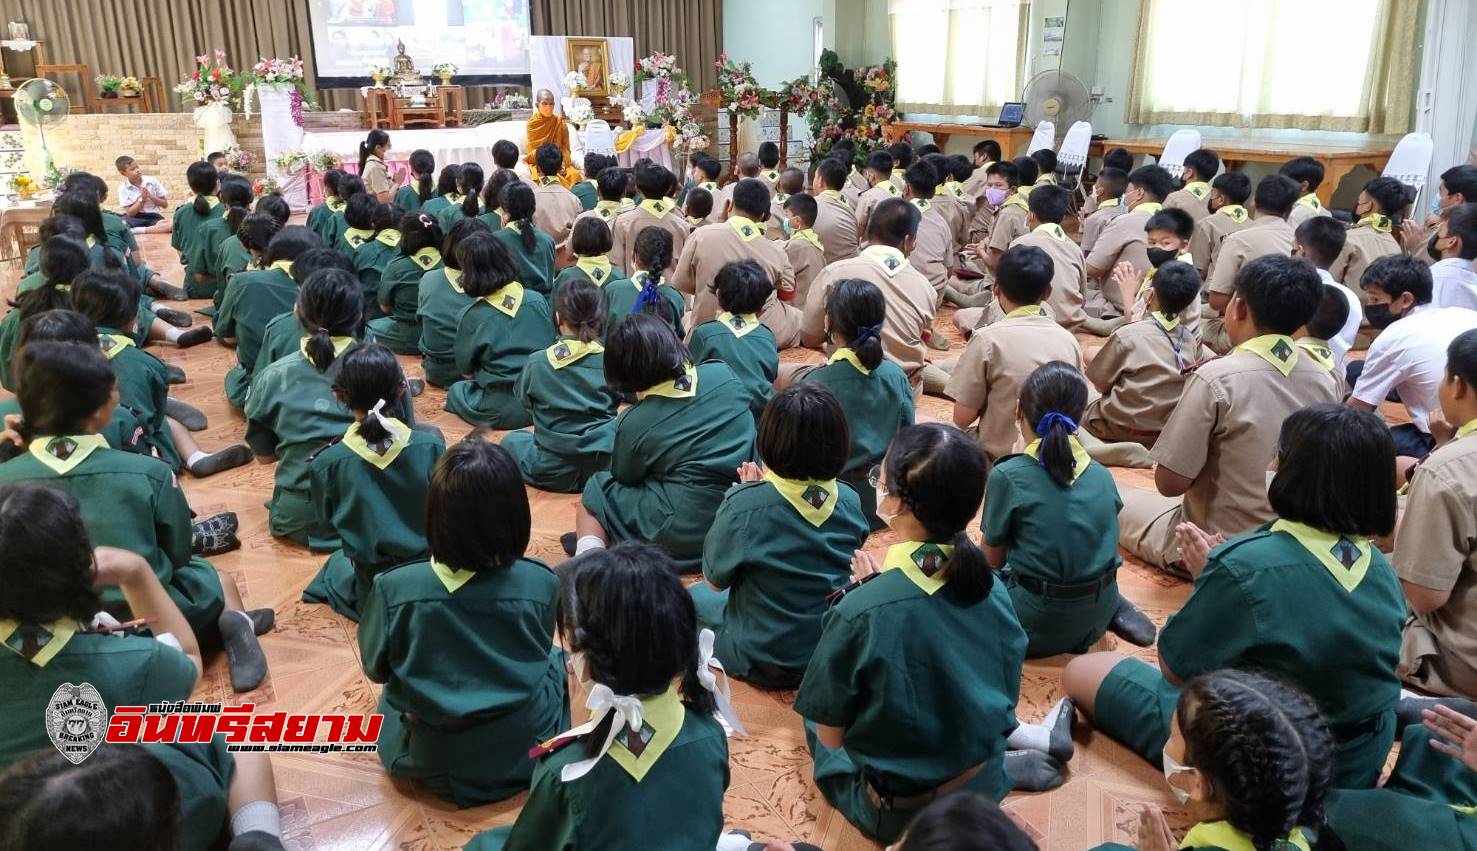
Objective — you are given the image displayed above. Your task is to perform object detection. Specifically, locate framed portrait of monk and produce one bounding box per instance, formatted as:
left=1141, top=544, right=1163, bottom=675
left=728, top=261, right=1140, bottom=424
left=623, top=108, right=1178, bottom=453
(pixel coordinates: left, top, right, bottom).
left=565, top=37, right=610, bottom=96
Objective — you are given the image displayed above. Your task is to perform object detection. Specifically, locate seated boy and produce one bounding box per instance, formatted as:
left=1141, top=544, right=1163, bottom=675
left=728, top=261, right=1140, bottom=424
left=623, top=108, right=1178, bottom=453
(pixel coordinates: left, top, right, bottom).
left=1203, top=175, right=1299, bottom=353
left=780, top=192, right=825, bottom=306
left=982, top=156, right=1038, bottom=271
left=1430, top=202, right=1477, bottom=309
left=690, top=154, right=724, bottom=224
left=943, top=160, right=1027, bottom=312
left=530, top=143, right=583, bottom=242
left=115, top=156, right=171, bottom=233
left=887, top=141, right=913, bottom=193
left=1162, top=148, right=1220, bottom=224
left=1083, top=260, right=1201, bottom=448
left=1120, top=255, right=1340, bottom=575
left=901, top=161, right=954, bottom=302
left=1294, top=217, right=1362, bottom=365
left=756, top=141, right=782, bottom=188
left=1189, top=171, right=1252, bottom=279
left=1281, top=156, right=1332, bottom=229
left=1113, top=208, right=1198, bottom=334
left=854, top=150, right=900, bottom=241
left=767, top=167, right=806, bottom=239
left=1295, top=284, right=1353, bottom=397
left=810, top=157, right=860, bottom=263
left=943, top=244, right=1083, bottom=462
left=1080, top=167, right=1128, bottom=257
left=1331, top=176, right=1408, bottom=290
left=1085, top=165, right=1175, bottom=318
left=684, top=187, right=714, bottom=229
left=1030, top=149, right=1058, bottom=186
left=962, top=138, right=1002, bottom=200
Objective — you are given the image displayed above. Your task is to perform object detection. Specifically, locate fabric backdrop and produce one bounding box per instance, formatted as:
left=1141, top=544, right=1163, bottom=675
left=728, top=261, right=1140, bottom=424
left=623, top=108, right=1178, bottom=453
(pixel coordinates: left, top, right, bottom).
left=4, top=0, right=721, bottom=113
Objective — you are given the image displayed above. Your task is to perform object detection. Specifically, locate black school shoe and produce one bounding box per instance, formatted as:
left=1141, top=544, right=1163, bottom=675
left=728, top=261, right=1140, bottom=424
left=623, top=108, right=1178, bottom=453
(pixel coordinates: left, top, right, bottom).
left=153, top=306, right=194, bottom=328
left=1108, top=597, right=1158, bottom=647
left=175, top=326, right=215, bottom=348
left=147, top=279, right=191, bottom=301
left=165, top=363, right=187, bottom=385
left=560, top=532, right=578, bottom=557
left=192, top=526, right=241, bottom=556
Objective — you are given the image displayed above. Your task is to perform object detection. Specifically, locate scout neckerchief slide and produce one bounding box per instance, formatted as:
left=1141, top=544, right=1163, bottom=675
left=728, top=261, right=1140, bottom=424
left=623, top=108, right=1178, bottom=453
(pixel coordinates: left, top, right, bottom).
left=1235, top=334, right=1299, bottom=376
left=575, top=254, right=613, bottom=284
left=342, top=400, right=411, bottom=470
left=717, top=311, right=762, bottom=338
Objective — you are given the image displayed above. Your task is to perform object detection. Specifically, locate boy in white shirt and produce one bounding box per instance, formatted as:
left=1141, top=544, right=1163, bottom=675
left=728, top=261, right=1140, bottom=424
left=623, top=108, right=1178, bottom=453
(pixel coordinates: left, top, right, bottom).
left=1430, top=203, right=1477, bottom=311
left=115, top=155, right=171, bottom=233
left=1293, top=217, right=1362, bottom=365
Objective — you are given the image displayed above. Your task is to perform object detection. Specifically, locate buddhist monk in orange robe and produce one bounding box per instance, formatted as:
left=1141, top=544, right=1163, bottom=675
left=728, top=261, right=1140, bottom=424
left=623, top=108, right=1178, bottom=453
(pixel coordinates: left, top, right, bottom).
left=524, top=89, right=583, bottom=188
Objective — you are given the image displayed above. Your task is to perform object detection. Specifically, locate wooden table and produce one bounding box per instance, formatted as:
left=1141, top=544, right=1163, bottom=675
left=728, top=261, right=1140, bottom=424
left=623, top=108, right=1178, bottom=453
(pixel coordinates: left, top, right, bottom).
left=0, top=200, right=53, bottom=263
left=1100, top=137, right=1397, bottom=205
left=885, top=121, right=1038, bottom=155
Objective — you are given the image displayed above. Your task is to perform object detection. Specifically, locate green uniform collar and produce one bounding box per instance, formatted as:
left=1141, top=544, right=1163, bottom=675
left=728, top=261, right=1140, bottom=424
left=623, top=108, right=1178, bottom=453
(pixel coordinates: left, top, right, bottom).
left=763, top=470, right=839, bottom=527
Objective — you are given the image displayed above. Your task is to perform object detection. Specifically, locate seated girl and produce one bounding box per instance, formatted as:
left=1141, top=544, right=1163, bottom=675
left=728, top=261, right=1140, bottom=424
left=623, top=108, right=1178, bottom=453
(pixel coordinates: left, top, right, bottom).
left=436, top=162, right=484, bottom=233
left=170, top=161, right=223, bottom=266
left=323, top=173, right=365, bottom=251
left=359, top=439, right=568, bottom=807
left=211, top=193, right=291, bottom=316
left=502, top=278, right=619, bottom=492
left=417, top=162, right=463, bottom=220
left=445, top=232, right=555, bottom=428
left=0, top=234, right=92, bottom=390
left=478, top=168, right=518, bottom=232
left=0, top=342, right=269, bottom=691
left=368, top=212, right=443, bottom=355
left=306, top=168, right=346, bottom=245
left=799, top=278, right=914, bottom=530
left=891, top=792, right=1040, bottom=851
left=217, top=225, right=324, bottom=409
left=692, top=382, right=869, bottom=689
left=304, top=344, right=444, bottom=621
left=185, top=174, right=252, bottom=301
left=553, top=218, right=626, bottom=302
left=336, top=192, right=379, bottom=258
left=393, top=149, right=436, bottom=212
left=352, top=201, right=404, bottom=319
left=605, top=227, right=685, bottom=343
left=256, top=249, right=354, bottom=370
left=465, top=541, right=732, bottom=850
left=687, top=259, right=779, bottom=419
left=493, top=182, right=557, bottom=296
left=418, top=217, right=491, bottom=388
left=570, top=313, right=756, bottom=573
left=1063, top=404, right=1407, bottom=789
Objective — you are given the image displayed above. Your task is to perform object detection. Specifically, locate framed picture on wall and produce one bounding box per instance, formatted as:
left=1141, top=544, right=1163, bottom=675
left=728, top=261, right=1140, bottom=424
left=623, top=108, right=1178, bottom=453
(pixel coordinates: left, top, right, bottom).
left=566, top=37, right=609, bottom=97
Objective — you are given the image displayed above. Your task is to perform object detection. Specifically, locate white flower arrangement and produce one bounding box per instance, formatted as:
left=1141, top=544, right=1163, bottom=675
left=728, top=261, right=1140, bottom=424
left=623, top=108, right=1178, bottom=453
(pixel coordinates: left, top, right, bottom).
left=566, top=100, right=594, bottom=126
left=563, top=70, right=586, bottom=93
left=608, top=71, right=630, bottom=90
left=432, top=63, right=458, bottom=78
left=274, top=149, right=310, bottom=173
left=499, top=93, right=530, bottom=110
left=622, top=101, right=647, bottom=125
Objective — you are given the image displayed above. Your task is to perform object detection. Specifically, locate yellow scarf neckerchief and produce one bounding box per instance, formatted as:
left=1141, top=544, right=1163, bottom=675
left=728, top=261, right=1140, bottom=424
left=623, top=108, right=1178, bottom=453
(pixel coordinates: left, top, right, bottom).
left=1003, top=190, right=1030, bottom=211
left=444, top=266, right=465, bottom=294
left=547, top=337, right=605, bottom=369
left=27, top=434, right=109, bottom=476
left=595, top=200, right=623, bottom=221
left=891, top=168, right=906, bottom=182
left=716, top=311, right=762, bottom=337
left=300, top=335, right=354, bottom=363
left=829, top=346, right=872, bottom=375
left=1151, top=308, right=1182, bottom=333
left=878, top=180, right=901, bottom=197
left=1235, top=334, right=1299, bottom=377
left=1034, top=222, right=1067, bottom=241
left=910, top=198, right=931, bottom=214
left=411, top=247, right=442, bottom=270
left=575, top=255, right=614, bottom=284
left=697, top=181, right=719, bottom=192
left=791, top=228, right=822, bottom=250
left=0, top=619, right=80, bottom=667
left=728, top=215, right=763, bottom=242
left=630, top=270, right=655, bottom=291
left=1183, top=181, right=1210, bottom=200
left=1095, top=197, right=1121, bottom=210
left=1217, top=204, right=1250, bottom=224
left=1180, top=821, right=1310, bottom=851
left=1456, top=418, right=1477, bottom=441
left=484, top=281, right=526, bottom=317
left=1296, top=193, right=1322, bottom=210
left=763, top=469, right=840, bottom=527
left=821, top=189, right=844, bottom=202
left=375, top=229, right=402, bottom=248
left=774, top=192, right=792, bottom=206
left=760, top=169, right=780, bottom=183
left=1296, top=337, right=1336, bottom=372
left=268, top=259, right=294, bottom=276
left=1357, top=213, right=1393, bottom=234
left=98, top=332, right=136, bottom=360
left=863, top=244, right=908, bottom=276
left=1005, top=304, right=1049, bottom=320
left=344, top=226, right=374, bottom=248
left=1270, top=519, right=1373, bottom=593
left=687, top=215, right=707, bottom=227
left=943, top=180, right=966, bottom=199
left=882, top=541, right=956, bottom=596
left=642, top=363, right=698, bottom=399
left=446, top=192, right=466, bottom=206
left=539, top=176, right=561, bottom=187
left=1024, top=435, right=1091, bottom=484
left=639, top=197, right=673, bottom=219
left=607, top=684, right=686, bottom=782
left=342, top=416, right=412, bottom=470
left=430, top=557, right=477, bottom=593
left=1035, top=174, right=1057, bottom=186
left=1131, top=201, right=1163, bottom=215
left=326, top=197, right=346, bottom=213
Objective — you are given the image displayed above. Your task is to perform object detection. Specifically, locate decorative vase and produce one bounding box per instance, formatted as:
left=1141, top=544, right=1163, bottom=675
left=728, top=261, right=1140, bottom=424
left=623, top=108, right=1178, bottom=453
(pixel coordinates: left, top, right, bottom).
left=193, top=101, right=237, bottom=157
left=438, top=73, right=453, bottom=85
left=371, top=72, right=386, bottom=88
left=101, top=90, right=118, bottom=99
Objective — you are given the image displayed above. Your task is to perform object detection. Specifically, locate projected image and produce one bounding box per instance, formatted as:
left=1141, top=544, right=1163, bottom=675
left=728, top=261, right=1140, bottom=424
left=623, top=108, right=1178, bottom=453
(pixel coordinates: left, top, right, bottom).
left=324, top=0, right=416, bottom=25
left=308, top=0, right=532, bottom=82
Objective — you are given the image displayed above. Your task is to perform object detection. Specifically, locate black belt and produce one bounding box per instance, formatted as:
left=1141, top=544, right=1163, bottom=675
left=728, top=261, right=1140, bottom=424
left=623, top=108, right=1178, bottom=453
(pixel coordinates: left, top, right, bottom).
left=1329, top=712, right=1386, bottom=743
left=863, top=763, right=984, bottom=811
left=1003, top=567, right=1116, bottom=600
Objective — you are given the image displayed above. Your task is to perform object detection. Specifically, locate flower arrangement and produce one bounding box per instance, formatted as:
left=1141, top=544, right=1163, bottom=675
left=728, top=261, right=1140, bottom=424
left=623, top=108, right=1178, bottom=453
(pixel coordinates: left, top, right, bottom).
left=368, top=63, right=391, bottom=84
left=174, top=50, right=240, bottom=108
left=311, top=150, right=340, bottom=171
left=10, top=174, right=35, bottom=199
left=563, top=70, right=586, bottom=94
left=252, top=176, right=280, bottom=196
left=633, top=51, right=697, bottom=129
left=713, top=52, right=765, bottom=121
left=223, top=145, right=254, bottom=173
left=247, top=56, right=314, bottom=126
left=432, top=62, right=458, bottom=81
left=566, top=100, right=594, bottom=126
left=497, top=92, right=530, bottom=110
left=779, top=77, right=818, bottom=113
left=802, top=51, right=898, bottom=163
left=274, top=149, right=310, bottom=173
left=118, top=76, right=142, bottom=97
left=622, top=101, right=647, bottom=126
left=634, top=52, right=679, bottom=83
left=94, top=74, right=123, bottom=96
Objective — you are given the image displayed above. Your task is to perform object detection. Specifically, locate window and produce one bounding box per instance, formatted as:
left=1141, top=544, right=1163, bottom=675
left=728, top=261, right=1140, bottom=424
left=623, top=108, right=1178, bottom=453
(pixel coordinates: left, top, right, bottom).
left=1128, top=0, right=1418, bottom=133
left=889, top=0, right=1029, bottom=116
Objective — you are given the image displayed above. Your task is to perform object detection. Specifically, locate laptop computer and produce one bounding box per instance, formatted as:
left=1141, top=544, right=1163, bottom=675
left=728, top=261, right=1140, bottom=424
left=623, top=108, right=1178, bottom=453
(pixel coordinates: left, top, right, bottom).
left=991, top=102, right=1026, bottom=128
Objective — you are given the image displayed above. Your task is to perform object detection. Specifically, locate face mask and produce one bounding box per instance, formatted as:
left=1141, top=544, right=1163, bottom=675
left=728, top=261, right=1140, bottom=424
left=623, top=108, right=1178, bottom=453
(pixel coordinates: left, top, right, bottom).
left=538, top=104, right=554, bottom=117
left=1435, top=196, right=1446, bottom=215
left=782, top=219, right=795, bottom=236
left=1365, top=302, right=1399, bottom=329
left=985, top=186, right=1008, bottom=207
left=875, top=485, right=900, bottom=526
left=1161, top=747, right=1194, bottom=806
left=1146, top=247, right=1178, bottom=268
left=1430, top=234, right=1449, bottom=258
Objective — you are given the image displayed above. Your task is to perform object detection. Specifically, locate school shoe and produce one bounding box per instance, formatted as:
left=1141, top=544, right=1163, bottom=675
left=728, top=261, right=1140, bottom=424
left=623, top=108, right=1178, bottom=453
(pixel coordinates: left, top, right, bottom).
left=191, top=525, right=240, bottom=556
left=147, top=278, right=191, bottom=301
left=165, top=397, right=208, bottom=431
left=153, top=306, right=193, bottom=328
left=560, top=532, right=578, bottom=557
left=1396, top=695, right=1477, bottom=730
left=1004, top=748, right=1066, bottom=792
left=165, top=363, right=187, bottom=385
left=1109, top=597, right=1158, bottom=647
left=407, top=377, right=425, bottom=397
left=175, top=326, right=215, bottom=348
left=194, top=511, right=240, bottom=534
left=187, top=444, right=254, bottom=478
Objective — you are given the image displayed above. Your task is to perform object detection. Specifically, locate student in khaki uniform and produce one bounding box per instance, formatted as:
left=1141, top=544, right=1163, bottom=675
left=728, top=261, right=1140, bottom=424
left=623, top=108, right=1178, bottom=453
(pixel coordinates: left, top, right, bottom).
left=1029, top=149, right=1058, bottom=187
left=811, top=157, right=862, bottom=265
left=854, top=150, right=901, bottom=241
left=530, top=143, right=584, bottom=242
left=1400, top=164, right=1477, bottom=267
left=691, top=383, right=869, bottom=688
left=902, top=161, right=955, bottom=300
left=358, top=129, right=394, bottom=202
left=1078, top=167, right=1128, bottom=258
left=688, top=260, right=779, bottom=418
left=1110, top=208, right=1203, bottom=348
left=832, top=140, right=870, bottom=201
left=960, top=185, right=1093, bottom=335
left=942, top=160, right=1025, bottom=314
left=944, top=246, right=1084, bottom=462
left=611, top=162, right=687, bottom=276
left=888, top=142, right=913, bottom=194
left=1204, top=175, right=1300, bottom=353
left=961, top=139, right=1002, bottom=200
left=1293, top=284, right=1353, bottom=397
left=756, top=140, right=782, bottom=188
left=1281, top=156, right=1333, bottom=230
left=1118, top=255, right=1342, bottom=575
left=217, top=226, right=324, bottom=409
left=688, top=153, right=723, bottom=222
left=922, top=154, right=969, bottom=252
left=780, top=193, right=826, bottom=307
left=1188, top=171, right=1252, bottom=280
left=1295, top=217, right=1363, bottom=365
left=503, top=279, right=619, bottom=493
left=800, top=200, right=936, bottom=392
left=980, top=158, right=1038, bottom=273
left=1085, top=165, right=1175, bottom=318
left=418, top=218, right=491, bottom=387
left=1330, top=176, right=1408, bottom=290
left=606, top=228, right=686, bottom=342
left=1067, top=403, right=1405, bottom=789
left=466, top=542, right=731, bottom=851
left=682, top=187, right=712, bottom=229
left=368, top=212, right=443, bottom=355
left=715, top=152, right=763, bottom=216
left=673, top=178, right=801, bottom=348
left=765, top=168, right=805, bottom=241
left=303, top=345, right=443, bottom=622
left=360, top=439, right=568, bottom=807
left=567, top=166, right=633, bottom=243
left=418, top=163, right=465, bottom=221
left=569, top=314, right=757, bottom=572
left=1162, top=148, right=1219, bottom=225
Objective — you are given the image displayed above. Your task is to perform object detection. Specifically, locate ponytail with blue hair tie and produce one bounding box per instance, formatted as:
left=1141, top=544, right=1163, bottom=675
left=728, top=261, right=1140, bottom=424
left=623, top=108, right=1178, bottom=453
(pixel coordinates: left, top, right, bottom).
left=854, top=321, right=883, bottom=343
left=1034, top=411, right=1078, bottom=436
left=632, top=278, right=661, bottom=314
left=1034, top=411, right=1079, bottom=487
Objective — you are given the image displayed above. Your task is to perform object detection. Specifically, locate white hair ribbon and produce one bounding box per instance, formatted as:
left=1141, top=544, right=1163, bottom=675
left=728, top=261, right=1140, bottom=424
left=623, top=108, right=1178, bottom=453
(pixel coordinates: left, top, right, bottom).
left=697, top=628, right=747, bottom=736
left=558, top=683, right=646, bottom=782
left=367, top=398, right=393, bottom=431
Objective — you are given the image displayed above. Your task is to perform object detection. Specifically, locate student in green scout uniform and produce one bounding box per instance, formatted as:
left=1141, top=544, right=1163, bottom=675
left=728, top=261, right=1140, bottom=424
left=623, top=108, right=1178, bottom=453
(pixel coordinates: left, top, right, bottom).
left=335, top=191, right=378, bottom=259
left=351, top=201, right=404, bottom=320
left=304, top=344, right=444, bottom=621
left=170, top=161, right=223, bottom=265
left=323, top=173, right=365, bottom=253
left=306, top=168, right=347, bottom=245
left=793, top=423, right=1037, bottom=844
left=418, top=217, right=490, bottom=387
left=62, top=171, right=189, bottom=302
left=688, top=259, right=778, bottom=419
left=368, top=211, right=443, bottom=354
left=0, top=342, right=271, bottom=691
left=418, top=163, right=464, bottom=221
left=0, top=485, right=287, bottom=850
left=477, top=167, right=516, bottom=232
left=0, top=236, right=90, bottom=391
left=1064, top=404, right=1407, bottom=790
left=800, top=278, right=914, bottom=531
left=692, top=382, right=869, bottom=689
left=445, top=232, right=555, bottom=428
left=605, top=227, right=685, bottom=342
left=984, top=361, right=1158, bottom=656
left=1088, top=669, right=1341, bottom=851
left=211, top=194, right=291, bottom=318
left=217, top=225, right=324, bottom=409
left=466, top=541, right=733, bottom=850
left=360, top=439, right=568, bottom=807
left=252, top=248, right=354, bottom=372
left=393, top=149, right=436, bottom=213
left=245, top=268, right=366, bottom=548
left=185, top=174, right=252, bottom=300
left=569, top=313, right=757, bottom=572
left=571, top=152, right=607, bottom=211
left=493, top=181, right=557, bottom=296
left=553, top=217, right=627, bottom=302
left=436, top=162, right=485, bottom=233
left=503, top=278, right=618, bottom=492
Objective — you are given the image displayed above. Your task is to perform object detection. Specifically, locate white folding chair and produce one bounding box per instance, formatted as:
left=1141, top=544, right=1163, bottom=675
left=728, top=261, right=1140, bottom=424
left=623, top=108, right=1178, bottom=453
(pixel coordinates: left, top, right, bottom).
left=1056, top=120, right=1092, bottom=207
left=1383, top=132, right=1434, bottom=214
left=1027, top=120, right=1056, bottom=154
left=1157, top=129, right=1202, bottom=179
left=585, top=119, right=617, bottom=156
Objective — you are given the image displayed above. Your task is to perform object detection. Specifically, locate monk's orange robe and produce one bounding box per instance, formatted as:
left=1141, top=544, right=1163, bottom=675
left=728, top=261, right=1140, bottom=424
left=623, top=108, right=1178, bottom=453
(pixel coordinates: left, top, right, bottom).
left=524, top=111, right=584, bottom=188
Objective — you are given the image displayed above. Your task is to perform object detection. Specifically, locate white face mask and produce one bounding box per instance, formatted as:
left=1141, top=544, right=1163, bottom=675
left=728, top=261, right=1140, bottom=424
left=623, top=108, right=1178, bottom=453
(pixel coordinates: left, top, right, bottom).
left=1161, top=747, right=1194, bottom=805
left=875, top=485, right=900, bottom=526
left=569, top=650, right=592, bottom=695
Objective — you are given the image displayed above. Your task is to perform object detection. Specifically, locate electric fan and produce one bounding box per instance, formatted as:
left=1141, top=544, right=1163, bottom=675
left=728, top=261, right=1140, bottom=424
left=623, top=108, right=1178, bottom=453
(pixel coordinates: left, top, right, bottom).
left=1022, top=70, right=1092, bottom=139
left=13, top=78, right=71, bottom=182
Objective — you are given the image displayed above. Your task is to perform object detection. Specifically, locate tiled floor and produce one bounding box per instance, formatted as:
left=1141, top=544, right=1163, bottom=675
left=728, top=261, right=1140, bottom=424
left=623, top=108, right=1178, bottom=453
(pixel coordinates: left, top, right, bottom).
left=2, top=229, right=1200, bottom=850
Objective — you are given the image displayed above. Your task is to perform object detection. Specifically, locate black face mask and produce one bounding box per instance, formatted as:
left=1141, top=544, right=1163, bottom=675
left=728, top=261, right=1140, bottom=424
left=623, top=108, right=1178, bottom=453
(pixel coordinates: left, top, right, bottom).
left=1430, top=234, right=1446, bottom=258
left=1365, top=302, right=1400, bottom=329
left=1146, top=247, right=1178, bottom=268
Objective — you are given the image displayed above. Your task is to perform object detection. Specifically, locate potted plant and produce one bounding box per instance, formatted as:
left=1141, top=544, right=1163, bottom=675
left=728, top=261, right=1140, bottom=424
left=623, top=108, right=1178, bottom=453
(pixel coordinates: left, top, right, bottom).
left=369, top=63, right=390, bottom=87
left=311, top=150, right=340, bottom=171
left=94, top=74, right=123, bottom=98
left=118, top=76, right=143, bottom=98
left=432, top=63, right=458, bottom=85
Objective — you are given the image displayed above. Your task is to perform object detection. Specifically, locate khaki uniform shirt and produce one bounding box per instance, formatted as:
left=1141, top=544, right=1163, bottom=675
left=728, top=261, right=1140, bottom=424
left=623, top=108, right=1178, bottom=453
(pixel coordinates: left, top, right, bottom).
left=934, top=190, right=971, bottom=251
left=1085, top=316, right=1193, bottom=439
left=986, top=201, right=1030, bottom=255
left=967, top=197, right=998, bottom=246
left=673, top=217, right=800, bottom=347
left=532, top=179, right=584, bottom=242
left=1010, top=224, right=1088, bottom=329
left=362, top=157, right=393, bottom=195
left=1206, top=215, right=1295, bottom=296
left=856, top=182, right=902, bottom=241
left=1190, top=206, right=1252, bottom=280
left=1164, top=183, right=1211, bottom=225
left=611, top=201, right=690, bottom=277
left=1085, top=205, right=1155, bottom=280
left=1287, top=196, right=1332, bottom=230
left=910, top=202, right=954, bottom=296
left=802, top=247, right=936, bottom=387
left=784, top=234, right=827, bottom=308
left=1331, top=222, right=1402, bottom=289
left=1079, top=202, right=1126, bottom=257
left=945, top=310, right=1083, bottom=460
left=814, top=191, right=861, bottom=264
left=961, top=164, right=992, bottom=201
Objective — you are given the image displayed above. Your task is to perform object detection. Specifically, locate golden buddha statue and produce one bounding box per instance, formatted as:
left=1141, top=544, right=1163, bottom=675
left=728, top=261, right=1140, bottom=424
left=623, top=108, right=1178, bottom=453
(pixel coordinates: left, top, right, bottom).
left=391, top=40, right=423, bottom=86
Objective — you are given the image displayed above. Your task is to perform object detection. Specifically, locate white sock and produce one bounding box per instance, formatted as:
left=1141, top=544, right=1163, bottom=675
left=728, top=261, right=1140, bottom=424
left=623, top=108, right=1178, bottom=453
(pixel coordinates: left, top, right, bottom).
left=163, top=326, right=184, bottom=342
left=1007, top=721, right=1051, bottom=753
left=187, top=450, right=210, bottom=467
left=715, top=833, right=752, bottom=851
left=575, top=535, right=605, bottom=555
left=230, top=800, right=282, bottom=838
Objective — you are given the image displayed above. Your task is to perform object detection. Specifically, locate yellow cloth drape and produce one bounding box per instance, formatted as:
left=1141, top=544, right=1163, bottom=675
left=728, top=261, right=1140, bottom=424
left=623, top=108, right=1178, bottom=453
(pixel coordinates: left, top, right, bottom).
left=615, top=125, right=679, bottom=154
